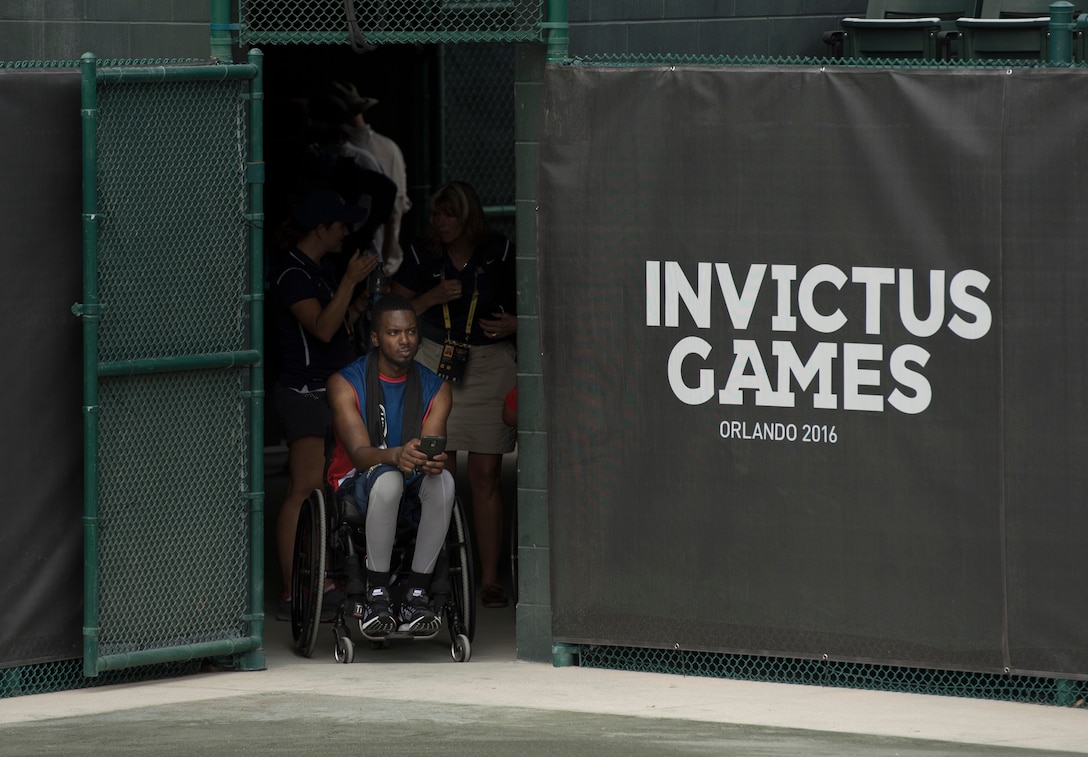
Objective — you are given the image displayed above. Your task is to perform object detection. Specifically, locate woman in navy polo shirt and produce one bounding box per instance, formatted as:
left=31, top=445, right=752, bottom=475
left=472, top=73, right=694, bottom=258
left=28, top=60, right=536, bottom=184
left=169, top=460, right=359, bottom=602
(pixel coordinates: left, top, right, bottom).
left=392, top=181, right=517, bottom=609
left=270, top=189, right=378, bottom=620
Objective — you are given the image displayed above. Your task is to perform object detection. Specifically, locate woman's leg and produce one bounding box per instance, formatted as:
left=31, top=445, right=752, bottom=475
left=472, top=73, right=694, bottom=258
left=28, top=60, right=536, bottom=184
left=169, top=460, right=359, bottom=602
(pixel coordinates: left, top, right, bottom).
left=276, top=434, right=327, bottom=597
left=467, top=451, right=505, bottom=593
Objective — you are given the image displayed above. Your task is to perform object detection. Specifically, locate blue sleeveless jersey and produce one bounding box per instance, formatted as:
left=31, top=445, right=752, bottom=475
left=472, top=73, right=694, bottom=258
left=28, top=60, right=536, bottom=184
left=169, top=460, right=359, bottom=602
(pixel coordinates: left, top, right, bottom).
left=327, top=352, right=445, bottom=488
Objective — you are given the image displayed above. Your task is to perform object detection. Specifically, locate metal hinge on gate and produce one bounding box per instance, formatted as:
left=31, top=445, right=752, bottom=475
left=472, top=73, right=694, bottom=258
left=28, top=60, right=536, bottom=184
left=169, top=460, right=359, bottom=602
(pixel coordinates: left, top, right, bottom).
left=71, top=302, right=103, bottom=318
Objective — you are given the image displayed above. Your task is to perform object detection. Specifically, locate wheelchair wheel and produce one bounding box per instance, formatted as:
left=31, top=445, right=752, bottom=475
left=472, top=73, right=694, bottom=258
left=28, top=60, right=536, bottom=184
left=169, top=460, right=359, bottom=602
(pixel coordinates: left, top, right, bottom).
left=448, top=497, right=476, bottom=643
left=452, top=633, right=471, bottom=663
left=333, top=629, right=354, bottom=664
left=291, top=489, right=326, bottom=658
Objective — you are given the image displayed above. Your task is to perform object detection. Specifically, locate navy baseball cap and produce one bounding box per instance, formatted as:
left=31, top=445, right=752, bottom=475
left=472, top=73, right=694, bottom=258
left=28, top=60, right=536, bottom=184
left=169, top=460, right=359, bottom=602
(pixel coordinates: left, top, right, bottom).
left=293, top=190, right=368, bottom=230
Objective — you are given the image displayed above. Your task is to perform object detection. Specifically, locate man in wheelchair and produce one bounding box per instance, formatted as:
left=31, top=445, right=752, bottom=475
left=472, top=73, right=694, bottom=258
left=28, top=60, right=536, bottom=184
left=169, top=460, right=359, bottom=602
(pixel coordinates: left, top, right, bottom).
left=325, top=294, right=455, bottom=638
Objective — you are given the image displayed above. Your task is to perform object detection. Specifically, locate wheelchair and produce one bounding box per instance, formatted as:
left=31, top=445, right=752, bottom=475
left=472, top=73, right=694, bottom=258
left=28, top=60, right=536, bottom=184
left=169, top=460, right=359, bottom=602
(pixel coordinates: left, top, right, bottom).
left=290, top=479, right=476, bottom=663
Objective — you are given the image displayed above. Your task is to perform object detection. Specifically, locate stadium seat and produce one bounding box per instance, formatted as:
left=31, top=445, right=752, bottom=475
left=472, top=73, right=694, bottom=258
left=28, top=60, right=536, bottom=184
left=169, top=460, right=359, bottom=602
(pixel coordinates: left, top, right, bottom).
left=956, top=0, right=1085, bottom=60
left=824, top=0, right=984, bottom=59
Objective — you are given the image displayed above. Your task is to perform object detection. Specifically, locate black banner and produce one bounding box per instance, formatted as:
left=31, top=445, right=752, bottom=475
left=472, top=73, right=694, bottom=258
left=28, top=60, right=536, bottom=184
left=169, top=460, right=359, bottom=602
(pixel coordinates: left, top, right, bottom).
left=0, top=68, right=84, bottom=668
left=541, top=65, right=1088, bottom=677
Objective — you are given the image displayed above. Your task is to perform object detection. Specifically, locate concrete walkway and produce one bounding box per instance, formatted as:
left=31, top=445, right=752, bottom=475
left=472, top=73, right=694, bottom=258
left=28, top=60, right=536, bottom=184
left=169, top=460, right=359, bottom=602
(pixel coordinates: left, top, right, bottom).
left=1, top=608, right=1086, bottom=756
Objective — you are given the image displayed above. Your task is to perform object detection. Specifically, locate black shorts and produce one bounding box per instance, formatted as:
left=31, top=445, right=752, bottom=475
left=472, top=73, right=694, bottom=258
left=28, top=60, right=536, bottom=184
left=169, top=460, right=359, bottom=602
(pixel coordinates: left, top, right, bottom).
left=273, top=383, right=332, bottom=445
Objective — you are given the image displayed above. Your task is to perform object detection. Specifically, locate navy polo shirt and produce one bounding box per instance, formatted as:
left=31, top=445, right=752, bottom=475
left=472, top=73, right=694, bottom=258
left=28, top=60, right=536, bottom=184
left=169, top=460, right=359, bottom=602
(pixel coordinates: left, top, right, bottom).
left=395, top=233, right=516, bottom=346
left=271, top=248, right=354, bottom=391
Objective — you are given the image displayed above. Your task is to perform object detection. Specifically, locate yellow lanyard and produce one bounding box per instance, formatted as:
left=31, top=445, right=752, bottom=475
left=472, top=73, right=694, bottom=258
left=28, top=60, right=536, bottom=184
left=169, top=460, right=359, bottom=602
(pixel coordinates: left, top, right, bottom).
left=442, top=271, right=479, bottom=341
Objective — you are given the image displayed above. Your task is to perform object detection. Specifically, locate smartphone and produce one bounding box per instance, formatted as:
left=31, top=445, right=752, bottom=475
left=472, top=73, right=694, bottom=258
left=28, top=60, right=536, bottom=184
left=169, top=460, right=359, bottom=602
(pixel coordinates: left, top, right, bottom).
left=419, top=435, right=447, bottom=459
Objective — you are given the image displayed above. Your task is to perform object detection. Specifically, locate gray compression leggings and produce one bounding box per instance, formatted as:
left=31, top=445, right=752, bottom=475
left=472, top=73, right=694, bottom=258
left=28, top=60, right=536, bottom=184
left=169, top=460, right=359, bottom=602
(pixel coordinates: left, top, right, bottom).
left=365, top=470, right=456, bottom=575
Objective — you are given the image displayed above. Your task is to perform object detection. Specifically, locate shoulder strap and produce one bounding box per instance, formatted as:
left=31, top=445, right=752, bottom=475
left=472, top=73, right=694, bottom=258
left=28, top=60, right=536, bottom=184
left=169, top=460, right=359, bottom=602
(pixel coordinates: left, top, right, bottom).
left=365, top=354, right=424, bottom=447
left=364, top=353, right=387, bottom=447
left=401, top=363, right=423, bottom=442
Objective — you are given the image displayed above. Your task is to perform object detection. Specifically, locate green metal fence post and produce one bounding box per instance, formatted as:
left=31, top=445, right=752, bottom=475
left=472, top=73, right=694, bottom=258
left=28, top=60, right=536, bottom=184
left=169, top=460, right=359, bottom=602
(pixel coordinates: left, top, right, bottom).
left=545, top=0, right=569, bottom=63
left=513, top=40, right=551, bottom=662
left=241, top=46, right=266, bottom=672
left=210, top=0, right=235, bottom=62
left=78, top=51, right=103, bottom=679
left=1050, top=1, right=1075, bottom=64
left=552, top=642, right=580, bottom=667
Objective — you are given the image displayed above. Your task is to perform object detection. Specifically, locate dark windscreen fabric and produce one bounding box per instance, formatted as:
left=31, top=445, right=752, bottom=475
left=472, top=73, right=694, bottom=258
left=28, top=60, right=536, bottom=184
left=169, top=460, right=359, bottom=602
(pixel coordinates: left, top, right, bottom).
left=540, top=65, right=1088, bottom=678
left=1001, top=71, right=1088, bottom=678
left=0, top=68, right=84, bottom=668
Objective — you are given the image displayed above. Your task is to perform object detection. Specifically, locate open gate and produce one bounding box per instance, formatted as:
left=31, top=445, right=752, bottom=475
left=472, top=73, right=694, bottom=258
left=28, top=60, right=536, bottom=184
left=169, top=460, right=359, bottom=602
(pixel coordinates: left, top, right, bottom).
left=76, top=52, right=266, bottom=676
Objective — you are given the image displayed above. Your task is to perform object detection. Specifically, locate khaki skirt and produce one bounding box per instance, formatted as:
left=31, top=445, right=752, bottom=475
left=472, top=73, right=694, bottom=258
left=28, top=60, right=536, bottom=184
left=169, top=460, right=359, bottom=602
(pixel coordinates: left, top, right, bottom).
left=417, top=337, right=517, bottom=454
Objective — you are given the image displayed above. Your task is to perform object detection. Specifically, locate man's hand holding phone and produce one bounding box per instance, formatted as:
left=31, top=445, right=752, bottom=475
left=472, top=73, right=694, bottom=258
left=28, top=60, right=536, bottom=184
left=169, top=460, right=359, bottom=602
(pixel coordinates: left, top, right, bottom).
left=408, top=435, right=447, bottom=475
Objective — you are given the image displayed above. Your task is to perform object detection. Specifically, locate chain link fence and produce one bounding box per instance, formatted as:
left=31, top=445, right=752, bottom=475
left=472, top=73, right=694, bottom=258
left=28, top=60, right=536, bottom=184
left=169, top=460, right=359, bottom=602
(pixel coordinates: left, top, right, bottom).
left=1, top=658, right=202, bottom=699
left=570, top=52, right=1088, bottom=68
left=240, top=0, right=544, bottom=44
left=0, top=59, right=197, bottom=68
left=91, top=71, right=256, bottom=664
left=95, top=81, right=249, bottom=363
left=439, top=42, right=516, bottom=240
left=578, top=646, right=1088, bottom=708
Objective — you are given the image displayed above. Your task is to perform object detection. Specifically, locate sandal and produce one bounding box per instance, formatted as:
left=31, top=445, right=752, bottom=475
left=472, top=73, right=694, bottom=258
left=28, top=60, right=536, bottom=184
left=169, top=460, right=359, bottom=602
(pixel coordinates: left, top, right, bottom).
left=480, top=584, right=509, bottom=609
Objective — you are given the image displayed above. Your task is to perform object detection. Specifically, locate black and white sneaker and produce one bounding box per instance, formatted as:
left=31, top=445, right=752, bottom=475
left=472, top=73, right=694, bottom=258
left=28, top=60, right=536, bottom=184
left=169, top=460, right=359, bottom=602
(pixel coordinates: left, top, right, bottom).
left=355, top=586, right=396, bottom=638
left=398, top=588, right=441, bottom=636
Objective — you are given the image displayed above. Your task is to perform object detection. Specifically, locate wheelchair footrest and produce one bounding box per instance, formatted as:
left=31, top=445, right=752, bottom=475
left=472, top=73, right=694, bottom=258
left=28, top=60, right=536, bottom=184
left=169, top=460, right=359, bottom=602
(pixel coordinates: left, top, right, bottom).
left=388, top=629, right=441, bottom=641
left=355, top=618, right=442, bottom=641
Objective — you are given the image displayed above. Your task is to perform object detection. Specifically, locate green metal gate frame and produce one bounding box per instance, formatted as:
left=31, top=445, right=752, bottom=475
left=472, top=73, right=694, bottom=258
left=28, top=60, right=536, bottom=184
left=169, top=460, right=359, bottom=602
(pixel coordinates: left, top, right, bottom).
left=76, top=50, right=266, bottom=676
